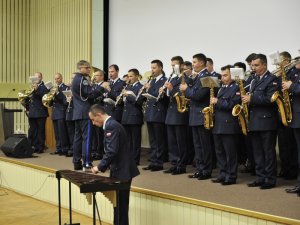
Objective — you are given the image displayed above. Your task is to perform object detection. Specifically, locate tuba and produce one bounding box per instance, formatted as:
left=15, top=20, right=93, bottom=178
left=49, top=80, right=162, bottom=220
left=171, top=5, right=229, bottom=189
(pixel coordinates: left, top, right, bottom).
left=174, top=69, right=190, bottom=113
left=271, top=62, right=292, bottom=126
left=42, top=85, right=58, bottom=107
left=202, top=84, right=214, bottom=130
left=232, top=79, right=248, bottom=135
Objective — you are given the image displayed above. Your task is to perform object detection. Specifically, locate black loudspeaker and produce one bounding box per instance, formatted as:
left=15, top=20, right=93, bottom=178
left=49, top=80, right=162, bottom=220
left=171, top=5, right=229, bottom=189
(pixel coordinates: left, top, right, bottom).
left=1, top=137, right=33, bottom=158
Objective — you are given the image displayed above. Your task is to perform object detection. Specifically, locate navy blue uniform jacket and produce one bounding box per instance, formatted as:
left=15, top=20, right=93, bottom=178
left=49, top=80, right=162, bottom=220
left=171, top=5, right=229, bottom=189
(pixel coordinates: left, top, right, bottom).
left=71, top=73, right=104, bottom=120
left=289, top=69, right=300, bottom=128
left=121, top=82, right=144, bottom=125
left=248, top=71, right=279, bottom=131
left=28, top=81, right=49, bottom=118
left=97, top=117, right=140, bottom=180
left=184, top=69, right=211, bottom=126
left=212, top=82, right=241, bottom=134
left=52, top=83, right=68, bottom=120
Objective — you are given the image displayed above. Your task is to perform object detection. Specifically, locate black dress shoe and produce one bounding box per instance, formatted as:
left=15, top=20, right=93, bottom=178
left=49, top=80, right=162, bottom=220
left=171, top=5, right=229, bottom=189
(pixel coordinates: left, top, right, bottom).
left=151, top=165, right=163, bottom=172
left=211, top=178, right=225, bottom=183
left=247, top=181, right=264, bottom=187
left=198, top=174, right=211, bottom=180
left=222, top=180, right=236, bottom=185
left=260, top=183, right=275, bottom=189
left=65, top=152, right=73, bottom=157
left=74, top=164, right=83, bottom=170
left=285, top=186, right=300, bottom=193
left=188, top=172, right=200, bottom=179
left=50, top=150, right=61, bottom=155
left=171, top=168, right=186, bottom=175
left=142, top=165, right=155, bottom=170
left=164, top=167, right=176, bottom=173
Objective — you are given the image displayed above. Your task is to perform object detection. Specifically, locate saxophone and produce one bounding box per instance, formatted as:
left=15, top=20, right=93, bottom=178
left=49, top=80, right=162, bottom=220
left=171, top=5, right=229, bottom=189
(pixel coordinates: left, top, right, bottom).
left=271, top=63, right=292, bottom=126
left=174, top=70, right=189, bottom=113
left=232, top=79, right=248, bottom=135
left=202, top=84, right=214, bottom=129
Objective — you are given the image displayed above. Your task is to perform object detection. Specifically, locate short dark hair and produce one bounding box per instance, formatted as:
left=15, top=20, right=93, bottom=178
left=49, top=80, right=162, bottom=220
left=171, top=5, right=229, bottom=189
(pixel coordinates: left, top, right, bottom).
left=221, top=65, right=233, bottom=71
left=109, top=64, right=119, bottom=72
left=233, top=62, right=246, bottom=72
left=253, top=53, right=267, bottom=65
left=193, top=53, right=207, bottom=64
left=151, top=59, right=163, bottom=68
left=245, top=53, right=257, bottom=63
left=128, top=68, right=140, bottom=76
left=77, top=60, right=90, bottom=69
left=123, top=74, right=128, bottom=78
left=183, top=61, right=192, bottom=68
left=206, top=58, right=213, bottom=64
left=171, top=56, right=184, bottom=65
left=280, top=51, right=292, bottom=61
left=89, top=104, right=107, bottom=116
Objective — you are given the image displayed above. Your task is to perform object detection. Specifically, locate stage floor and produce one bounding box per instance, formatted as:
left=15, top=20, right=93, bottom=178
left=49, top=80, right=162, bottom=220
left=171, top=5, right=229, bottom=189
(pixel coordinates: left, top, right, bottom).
left=1, top=149, right=300, bottom=221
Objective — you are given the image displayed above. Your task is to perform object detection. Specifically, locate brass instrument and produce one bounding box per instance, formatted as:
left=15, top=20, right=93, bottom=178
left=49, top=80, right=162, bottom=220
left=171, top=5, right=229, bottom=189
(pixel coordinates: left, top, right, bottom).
left=18, top=88, right=34, bottom=107
left=42, top=85, right=58, bottom=107
left=271, top=63, right=292, bottom=126
left=272, top=57, right=300, bottom=77
left=174, top=69, right=190, bottom=113
left=202, top=84, right=214, bottom=130
left=232, top=79, right=248, bottom=135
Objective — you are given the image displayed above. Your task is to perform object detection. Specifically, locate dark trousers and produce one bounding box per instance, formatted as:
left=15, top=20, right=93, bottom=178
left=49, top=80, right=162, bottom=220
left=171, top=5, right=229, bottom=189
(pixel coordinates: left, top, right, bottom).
left=66, top=120, right=75, bottom=153
left=278, top=124, right=298, bottom=177
left=147, top=122, right=167, bottom=166
left=124, top=124, right=142, bottom=165
left=213, top=134, right=238, bottom=182
left=28, top=117, right=46, bottom=152
left=114, top=180, right=132, bottom=225
left=293, top=128, right=300, bottom=185
left=192, top=125, right=213, bottom=176
left=167, top=125, right=188, bottom=168
left=92, top=125, right=104, bottom=156
left=73, top=119, right=93, bottom=167
left=53, top=119, right=69, bottom=153
left=250, top=130, right=277, bottom=185
left=186, top=126, right=195, bottom=164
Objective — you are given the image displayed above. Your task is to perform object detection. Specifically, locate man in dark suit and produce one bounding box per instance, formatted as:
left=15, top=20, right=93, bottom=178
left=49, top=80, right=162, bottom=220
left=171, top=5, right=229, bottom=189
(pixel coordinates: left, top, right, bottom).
left=207, top=58, right=221, bottom=80
left=71, top=60, right=104, bottom=170
left=180, top=53, right=213, bottom=180
left=103, top=64, right=126, bottom=122
left=89, top=104, right=140, bottom=225
left=51, top=73, right=69, bottom=155
left=164, top=56, right=190, bottom=175
left=121, top=69, right=144, bottom=165
left=242, top=54, right=279, bottom=189
left=142, top=59, right=168, bottom=172
left=28, top=72, right=49, bottom=153
left=211, top=65, right=241, bottom=185
left=283, top=59, right=300, bottom=196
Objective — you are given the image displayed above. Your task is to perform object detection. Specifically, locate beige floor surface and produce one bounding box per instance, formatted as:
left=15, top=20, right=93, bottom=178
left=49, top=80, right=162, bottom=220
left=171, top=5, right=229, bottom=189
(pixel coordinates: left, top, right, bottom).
left=0, top=188, right=110, bottom=225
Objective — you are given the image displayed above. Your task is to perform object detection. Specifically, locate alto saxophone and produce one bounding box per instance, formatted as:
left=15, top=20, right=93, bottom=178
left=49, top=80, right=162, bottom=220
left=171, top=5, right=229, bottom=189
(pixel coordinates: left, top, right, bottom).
left=271, top=63, right=292, bottom=126
left=174, top=70, right=190, bottom=113
left=202, top=84, right=214, bottom=129
left=232, top=79, right=248, bottom=135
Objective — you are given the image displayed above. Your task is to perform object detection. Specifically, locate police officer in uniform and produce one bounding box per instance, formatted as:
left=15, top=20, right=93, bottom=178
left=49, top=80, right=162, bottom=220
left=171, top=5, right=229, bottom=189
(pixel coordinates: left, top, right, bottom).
left=211, top=65, right=241, bottom=185
left=121, top=69, right=144, bottom=165
left=143, top=60, right=168, bottom=172
left=164, top=56, right=190, bottom=175
left=207, top=58, right=221, bottom=80
left=89, top=104, right=140, bottom=225
left=51, top=73, right=69, bottom=155
left=103, top=64, right=126, bottom=122
left=283, top=59, right=300, bottom=196
left=180, top=53, right=213, bottom=180
left=28, top=72, right=49, bottom=153
left=242, top=54, right=279, bottom=189
left=71, top=60, right=104, bottom=170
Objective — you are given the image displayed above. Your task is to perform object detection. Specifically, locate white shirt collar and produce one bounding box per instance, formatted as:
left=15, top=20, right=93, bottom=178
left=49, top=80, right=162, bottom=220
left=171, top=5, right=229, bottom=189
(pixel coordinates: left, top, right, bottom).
left=103, top=116, right=111, bottom=130
left=155, top=74, right=163, bottom=82
left=132, top=81, right=139, bottom=86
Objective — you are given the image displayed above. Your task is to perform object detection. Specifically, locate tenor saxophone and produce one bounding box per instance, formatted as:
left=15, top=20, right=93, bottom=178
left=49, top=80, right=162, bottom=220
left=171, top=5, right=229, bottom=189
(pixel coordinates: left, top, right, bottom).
left=202, top=84, right=214, bottom=129
left=271, top=63, right=292, bottom=126
left=174, top=70, right=190, bottom=113
left=232, top=79, right=248, bottom=135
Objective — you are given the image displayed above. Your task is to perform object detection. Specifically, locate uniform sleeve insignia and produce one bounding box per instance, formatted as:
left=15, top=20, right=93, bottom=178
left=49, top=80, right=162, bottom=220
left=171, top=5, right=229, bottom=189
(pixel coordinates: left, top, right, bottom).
left=106, top=132, right=111, bottom=137
left=236, top=92, right=241, bottom=95
left=83, top=80, right=89, bottom=85
left=272, top=82, right=278, bottom=85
